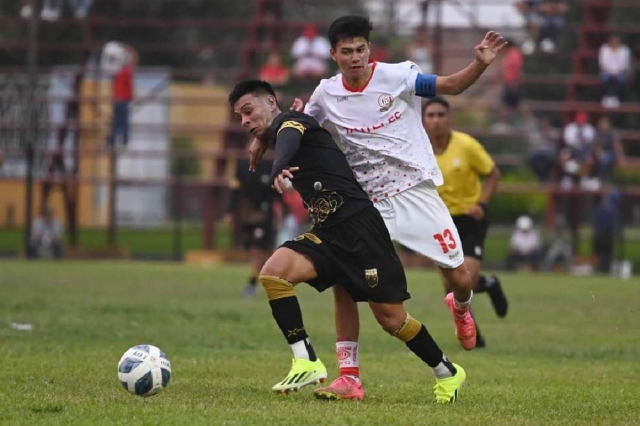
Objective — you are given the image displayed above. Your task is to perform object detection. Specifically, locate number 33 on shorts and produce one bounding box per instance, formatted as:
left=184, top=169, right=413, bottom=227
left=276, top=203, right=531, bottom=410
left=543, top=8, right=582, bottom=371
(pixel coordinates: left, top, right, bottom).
left=433, top=229, right=458, bottom=254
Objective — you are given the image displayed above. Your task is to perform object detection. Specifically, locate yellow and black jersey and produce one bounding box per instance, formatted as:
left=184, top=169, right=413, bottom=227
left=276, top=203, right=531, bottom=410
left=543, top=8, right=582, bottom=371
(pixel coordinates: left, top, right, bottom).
left=435, top=131, right=495, bottom=216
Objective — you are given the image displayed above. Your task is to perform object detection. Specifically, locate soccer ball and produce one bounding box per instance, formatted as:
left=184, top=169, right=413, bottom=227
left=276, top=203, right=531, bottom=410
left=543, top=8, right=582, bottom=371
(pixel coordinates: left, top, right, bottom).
left=117, top=344, right=171, bottom=397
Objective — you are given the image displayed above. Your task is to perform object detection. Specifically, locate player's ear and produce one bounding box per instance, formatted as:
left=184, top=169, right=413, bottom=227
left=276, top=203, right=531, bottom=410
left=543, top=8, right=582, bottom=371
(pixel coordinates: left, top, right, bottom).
left=266, top=94, right=277, bottom=110
left=330, top=48, right=337, bottom=62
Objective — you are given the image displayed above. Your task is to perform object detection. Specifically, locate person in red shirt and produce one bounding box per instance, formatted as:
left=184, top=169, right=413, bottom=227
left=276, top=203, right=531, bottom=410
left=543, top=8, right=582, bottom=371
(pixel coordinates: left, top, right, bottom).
left=501, top=41, right=523, bottom=114
left=259, top=51, right=290, bottom=89
left=109, top=45, right=137, bottom=147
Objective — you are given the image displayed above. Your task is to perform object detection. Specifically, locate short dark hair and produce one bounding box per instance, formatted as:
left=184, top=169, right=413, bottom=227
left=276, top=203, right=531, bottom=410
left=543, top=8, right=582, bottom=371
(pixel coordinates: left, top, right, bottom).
left=228, top=80, right=277, bottom=106
left=328, top=15, right=373, bottom=49
left=424, top=96, right=450, bottom=111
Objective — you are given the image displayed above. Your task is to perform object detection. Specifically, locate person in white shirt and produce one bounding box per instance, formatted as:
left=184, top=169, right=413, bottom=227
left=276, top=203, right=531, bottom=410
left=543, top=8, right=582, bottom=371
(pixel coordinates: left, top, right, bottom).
left=250, top=15, right=506, bottom=401
left=598, top=34, right=631, bottom=108
left=506, top=215, right=542, bottom=271
left=290, top=24, right=332, bottom=80
left=560, top=111, right=597, bottom=189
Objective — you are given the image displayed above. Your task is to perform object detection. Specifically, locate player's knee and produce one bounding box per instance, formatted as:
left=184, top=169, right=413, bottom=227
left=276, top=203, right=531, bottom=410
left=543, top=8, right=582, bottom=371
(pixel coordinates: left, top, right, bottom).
left=259, top=250, right=292, bottom=278
left=259, top=275, right=295, bottom=301
left=372, top=305, right=407, bottom=334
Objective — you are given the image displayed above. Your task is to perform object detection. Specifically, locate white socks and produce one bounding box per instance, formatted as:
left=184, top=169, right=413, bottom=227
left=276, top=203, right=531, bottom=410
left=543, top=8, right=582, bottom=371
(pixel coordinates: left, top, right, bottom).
left=454, top=290, right=474, bottom=310
left=290, top=338, right=311, bottom=360
left=336, top=341, right=360, bottom=380
left=432, top=355, right=456, bottom=379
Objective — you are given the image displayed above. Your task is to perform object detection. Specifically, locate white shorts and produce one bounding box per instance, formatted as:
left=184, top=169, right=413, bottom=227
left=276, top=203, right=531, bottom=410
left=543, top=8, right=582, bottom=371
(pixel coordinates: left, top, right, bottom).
left=375, top=180, right=464, bottom=269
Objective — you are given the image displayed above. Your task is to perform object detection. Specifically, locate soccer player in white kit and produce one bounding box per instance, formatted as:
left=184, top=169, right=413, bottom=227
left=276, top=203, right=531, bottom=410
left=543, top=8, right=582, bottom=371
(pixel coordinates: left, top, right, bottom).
left=254, top=16, right=506, bottom=401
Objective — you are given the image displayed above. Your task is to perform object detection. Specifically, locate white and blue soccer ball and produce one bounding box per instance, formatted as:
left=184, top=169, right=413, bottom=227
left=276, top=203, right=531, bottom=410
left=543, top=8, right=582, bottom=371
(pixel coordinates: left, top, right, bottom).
left=117, top=344, right=171, bottom=397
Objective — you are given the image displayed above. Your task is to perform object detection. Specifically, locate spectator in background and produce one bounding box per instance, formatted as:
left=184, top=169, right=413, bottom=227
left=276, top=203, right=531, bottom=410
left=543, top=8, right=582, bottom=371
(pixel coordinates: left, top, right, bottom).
left=593, top=190, right=620, bottom=274
left=598, top=34, right=631, bottom=109
left=28, top=206, right=63, bottom=259
left=103, top=43, right=137, bottom=147
left=559, top=111, right=597, bottom=190
left=21, top=0, right=93, bottom=21
left=594, top=116, right=626, bottom=183
left=225, top=159, right=282, bottom=298
left=506, top=215, right=542, bottom=271
left=259, top=51, right=290, bottom=96
left=516, top=0, right=567, bottom=55
left=290, top=24, right=331, bottom=81
left=405, top=26, right=433, bottom=74
left=524, top=113, right=560, bottom=182
left=540, top=214, right=574, bottom=272
left=500, top=40, right=524, bottom=119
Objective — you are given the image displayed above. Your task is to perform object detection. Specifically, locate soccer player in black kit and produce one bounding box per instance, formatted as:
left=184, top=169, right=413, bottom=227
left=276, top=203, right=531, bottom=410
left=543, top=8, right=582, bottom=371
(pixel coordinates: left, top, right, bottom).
left=228, top=80, right=467, bottom=403
left=226, top=158, right=280, bottom=297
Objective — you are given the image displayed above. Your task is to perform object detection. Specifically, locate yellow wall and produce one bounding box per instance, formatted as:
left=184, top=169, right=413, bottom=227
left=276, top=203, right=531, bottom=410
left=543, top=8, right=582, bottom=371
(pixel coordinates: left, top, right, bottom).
left=0, top=80, right=230, bottom=228
left=169, top=83, right=229, bottom=178
left=0, top=182, right=69, bottom=227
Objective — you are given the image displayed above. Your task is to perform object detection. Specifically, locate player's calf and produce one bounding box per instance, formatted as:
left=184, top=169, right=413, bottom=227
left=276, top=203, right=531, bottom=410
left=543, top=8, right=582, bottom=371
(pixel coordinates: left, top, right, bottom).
left=370, top=303, right=464, bottom=402
left=259, top=271, right=326, bottom=393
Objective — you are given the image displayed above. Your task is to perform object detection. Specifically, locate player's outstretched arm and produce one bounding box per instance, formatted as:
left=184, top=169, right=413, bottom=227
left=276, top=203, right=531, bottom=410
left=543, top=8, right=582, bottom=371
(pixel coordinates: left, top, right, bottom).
left=436, top=31, right=507, bottom=96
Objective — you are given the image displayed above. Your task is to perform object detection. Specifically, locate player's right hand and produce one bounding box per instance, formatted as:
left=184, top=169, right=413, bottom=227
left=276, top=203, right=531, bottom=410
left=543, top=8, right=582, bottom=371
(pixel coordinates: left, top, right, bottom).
left=273, top=167, right=299, bottom=194
left=248, top=138, right=268, bottom=171
left=290, top=98, right=304, bottom=112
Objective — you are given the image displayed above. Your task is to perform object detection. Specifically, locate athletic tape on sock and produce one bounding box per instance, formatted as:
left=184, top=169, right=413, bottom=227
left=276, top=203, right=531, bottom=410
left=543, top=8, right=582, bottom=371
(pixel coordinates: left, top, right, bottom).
left=259, top=275, right=295, bottom=301
left=393, top=315, right=422, bottom=342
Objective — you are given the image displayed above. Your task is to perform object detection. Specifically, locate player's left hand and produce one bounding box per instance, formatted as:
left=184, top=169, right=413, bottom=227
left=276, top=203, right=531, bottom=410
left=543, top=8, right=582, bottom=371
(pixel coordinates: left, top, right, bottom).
left=273, top=167, right=299, bottom=194
left=474, top=31, right=508, bottom=66
left=467, top=204, right=485, bottom=220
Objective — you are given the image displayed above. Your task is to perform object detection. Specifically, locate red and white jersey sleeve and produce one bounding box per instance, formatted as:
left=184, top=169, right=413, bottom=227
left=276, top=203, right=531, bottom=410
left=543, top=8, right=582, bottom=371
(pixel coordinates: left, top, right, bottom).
left=304, top=61, right=443, bottom=202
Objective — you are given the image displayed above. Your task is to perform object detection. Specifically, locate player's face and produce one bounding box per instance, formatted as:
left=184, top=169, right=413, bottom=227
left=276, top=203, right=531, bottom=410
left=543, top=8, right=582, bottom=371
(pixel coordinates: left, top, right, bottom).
left=233, top=93, right=276, bottom=139
left=331, top=37, right=371, bottom=80
left=423, top=103, right=451, bottom=138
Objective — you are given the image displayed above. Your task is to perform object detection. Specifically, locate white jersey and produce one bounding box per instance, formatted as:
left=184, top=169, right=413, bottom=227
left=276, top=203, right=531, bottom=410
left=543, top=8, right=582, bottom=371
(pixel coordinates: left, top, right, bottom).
left=304, top=61, right=443, bottom=202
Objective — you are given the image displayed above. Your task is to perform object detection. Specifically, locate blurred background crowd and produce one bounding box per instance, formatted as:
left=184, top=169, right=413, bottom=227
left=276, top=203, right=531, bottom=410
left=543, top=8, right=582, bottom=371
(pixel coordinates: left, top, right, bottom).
left=0, top=0, right=638, bottom=279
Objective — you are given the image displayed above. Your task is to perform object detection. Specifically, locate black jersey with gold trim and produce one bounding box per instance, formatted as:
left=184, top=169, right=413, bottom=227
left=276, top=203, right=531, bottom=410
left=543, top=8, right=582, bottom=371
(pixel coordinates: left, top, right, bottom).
left=268, top=111, right=370, bottom=227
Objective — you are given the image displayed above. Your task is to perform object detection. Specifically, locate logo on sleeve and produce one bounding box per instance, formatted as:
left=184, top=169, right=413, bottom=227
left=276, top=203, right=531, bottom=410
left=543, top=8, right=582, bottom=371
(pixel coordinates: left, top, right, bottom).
left=378, top=94, right=394, bottom=112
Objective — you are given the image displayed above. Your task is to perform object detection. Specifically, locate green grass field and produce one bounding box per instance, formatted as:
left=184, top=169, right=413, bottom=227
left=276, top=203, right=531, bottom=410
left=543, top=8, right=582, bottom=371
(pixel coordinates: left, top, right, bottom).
left=3, top=226, right=640, bottom=269
left=1, top=261, right=639, bottom=425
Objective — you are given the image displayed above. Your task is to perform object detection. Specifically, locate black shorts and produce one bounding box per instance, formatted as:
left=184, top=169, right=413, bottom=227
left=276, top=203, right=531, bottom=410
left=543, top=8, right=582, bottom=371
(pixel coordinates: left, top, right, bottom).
left=502, top=85, right=521, bottom=109
left=452, top=215, right=488, bottom=261
left=241, top=222, right=275, bottom=251
left=281, top=205, right=409, bottom=303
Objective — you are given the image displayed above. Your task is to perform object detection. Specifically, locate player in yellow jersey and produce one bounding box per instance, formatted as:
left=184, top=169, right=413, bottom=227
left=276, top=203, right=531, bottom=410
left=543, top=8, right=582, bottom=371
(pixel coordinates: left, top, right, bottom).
left=422, top=96, right=508, bottom=348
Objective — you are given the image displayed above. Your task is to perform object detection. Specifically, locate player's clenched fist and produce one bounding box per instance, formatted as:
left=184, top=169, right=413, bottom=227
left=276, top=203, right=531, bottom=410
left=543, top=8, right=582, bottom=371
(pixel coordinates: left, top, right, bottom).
left=272, top=167, right=299, bottom=194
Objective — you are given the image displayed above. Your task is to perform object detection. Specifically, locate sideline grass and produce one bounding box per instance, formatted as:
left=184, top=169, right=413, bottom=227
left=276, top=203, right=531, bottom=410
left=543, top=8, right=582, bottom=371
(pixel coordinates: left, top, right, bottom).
left=1, top=261, right=638, bottom=425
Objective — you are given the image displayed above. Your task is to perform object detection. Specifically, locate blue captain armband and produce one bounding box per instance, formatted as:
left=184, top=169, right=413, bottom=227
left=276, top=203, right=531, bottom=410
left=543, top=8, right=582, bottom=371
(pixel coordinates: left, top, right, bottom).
left=415, top=73, right=437, bottom=98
